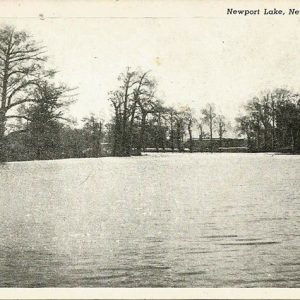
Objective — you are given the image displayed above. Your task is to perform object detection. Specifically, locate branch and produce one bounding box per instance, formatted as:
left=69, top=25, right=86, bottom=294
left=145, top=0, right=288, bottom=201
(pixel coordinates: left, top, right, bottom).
left=7, top=80, right=40, bottom=107
left=7, top=69, right=33, bottom=78
left=10, top=46, right=46, bottom=56
left=6, top=115, right=32, bottom=121
left=55, top=115, right=71, bottom=122
left=7, top=98, right=37, bottom=110
left=9, top=50, right=47, bottom=63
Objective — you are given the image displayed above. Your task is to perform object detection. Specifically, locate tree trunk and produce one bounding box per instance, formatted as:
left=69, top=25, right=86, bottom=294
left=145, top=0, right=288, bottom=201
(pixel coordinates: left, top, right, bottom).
left=0, top=57, right=8, bottom=162
left=271, top=107, right=275, bottom=151
left=291, top=128, right=295, bottom=152
left=156, top=113, right=161, bottom=152
left=121, top=85, right=129, bottom=156
left=262, top=128, right=267, bottom=151
left=162, top=129, right=166, bottom=152
left=246, top=132, right=251, bottom=151
left=256, top=128, right=260, bottom=151
left=112, top=125, right=117, bottom=156
left=97, top=122, right=102, bottom=156
left=219, top=133, right=223, bottom=148
left=170, top=117, right=174, bottom=152
left=199, top=125, right=203, bottom=141
left=188, top=122, right=193, bottom=152
left=155, top=136, right=159, bottom=152
left=128, top=103, right=137, bottom=155
left=0, top=110, right=6, bottom=162
left=170, top=130, right=174, bottom=152
left=209, top=118, right=213, bottom=152
left=154, top=123, right=159, bottom=152
left=176, top=123, right=182, bottom=152
left=137, top=113, right=147, bottom=155
left=113, top=112, right=121, bottom=156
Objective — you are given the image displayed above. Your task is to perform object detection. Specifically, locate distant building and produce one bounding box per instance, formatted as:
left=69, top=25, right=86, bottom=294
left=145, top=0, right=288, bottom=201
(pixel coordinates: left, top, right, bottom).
left=190, top=137, right=248, bottom=152
left=82, top=142, right=111, bottom=157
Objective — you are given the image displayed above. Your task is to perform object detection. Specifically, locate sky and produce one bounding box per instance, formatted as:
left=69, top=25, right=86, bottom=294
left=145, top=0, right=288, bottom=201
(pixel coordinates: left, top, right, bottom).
left=1, top=0, right=300, bottom=125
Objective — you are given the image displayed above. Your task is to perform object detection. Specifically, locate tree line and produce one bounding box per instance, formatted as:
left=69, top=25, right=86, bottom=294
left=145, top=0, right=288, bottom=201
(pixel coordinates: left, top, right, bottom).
left=107, top=68, right=232, bottom=156
left=236, top=89, right=300, bottom=152
left=1, top=25, right=299, bottom=162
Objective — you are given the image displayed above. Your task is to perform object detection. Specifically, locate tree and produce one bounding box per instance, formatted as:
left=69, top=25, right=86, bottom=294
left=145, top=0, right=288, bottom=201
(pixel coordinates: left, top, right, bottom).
left=59, top=125, right=86, bottom=159
left=151, top=101, right=168, bottom=152
left=108, top=68, right=156, bottom=156
left=235, top=115, right=253, bottom=150
left=196, top=117, right=205, bottom=141
left=135, top=75, right=156, bottom=154
left=108, top=68, right=138, bottom=156
left=216, top=114, right=228, bottom=148
left=180, top=106, right=195, bottom=152
left=82, top=114, right=104, bottom=157
left=166, top=107, right=176, bottom=152
left=174, top=109, right=186, bottom=152
left=0, top=25, right=54, bottom=161
left=202, top=103, right=216, bottom=151
left=18, top=82, right=71, bottom=160
left=109, top=89, right=123, bottom=156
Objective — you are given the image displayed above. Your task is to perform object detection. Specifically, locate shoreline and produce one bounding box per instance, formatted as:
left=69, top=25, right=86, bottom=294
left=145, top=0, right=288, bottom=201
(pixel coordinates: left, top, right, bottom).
left=1, top=151, right=299, bottom=164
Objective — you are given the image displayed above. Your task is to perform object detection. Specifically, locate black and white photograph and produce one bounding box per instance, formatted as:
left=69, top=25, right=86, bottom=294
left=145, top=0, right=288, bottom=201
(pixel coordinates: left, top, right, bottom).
left=0, top=0, right=299, bottom=297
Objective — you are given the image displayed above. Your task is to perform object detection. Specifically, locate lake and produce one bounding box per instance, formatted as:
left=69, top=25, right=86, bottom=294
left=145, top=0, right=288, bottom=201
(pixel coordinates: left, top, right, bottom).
left=0, top=153, right=299, bottom=287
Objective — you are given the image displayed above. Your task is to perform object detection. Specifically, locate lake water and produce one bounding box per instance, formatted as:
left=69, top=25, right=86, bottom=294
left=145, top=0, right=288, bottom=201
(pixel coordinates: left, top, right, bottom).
left=0, top=153, right=299, bottom=287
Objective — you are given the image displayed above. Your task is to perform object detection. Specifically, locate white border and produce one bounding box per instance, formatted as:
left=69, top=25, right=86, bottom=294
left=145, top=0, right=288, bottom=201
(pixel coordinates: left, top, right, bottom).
left=0, top=288, right=300, bottom=299
left=0, top=1, right=299, bottom=299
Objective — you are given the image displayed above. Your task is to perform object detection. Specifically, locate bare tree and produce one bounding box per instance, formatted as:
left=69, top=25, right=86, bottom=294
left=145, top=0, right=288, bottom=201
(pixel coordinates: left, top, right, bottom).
left=197, top=117, right=205, bottom=141
left=173, top=108, right=189, bottom=152
left=108, top=68, right=139, bottom=156
left=152, top=101, right=168, bottom=152
left=202, top=103, right=216, bottom=151
left=109, top=90, right=123, bottom=156
left=108, top=68, right=156, bottom=156
left=166, top=107, right=176, bottom=152
left=216, top=114, right=227, bottom=147
left=135, top=74, right=156, bottom=154
left=119, top=68, right=137, bottom=156
left=0, top=25, right=54, bottom=160
left=181, top=106, right=195, bottom=152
